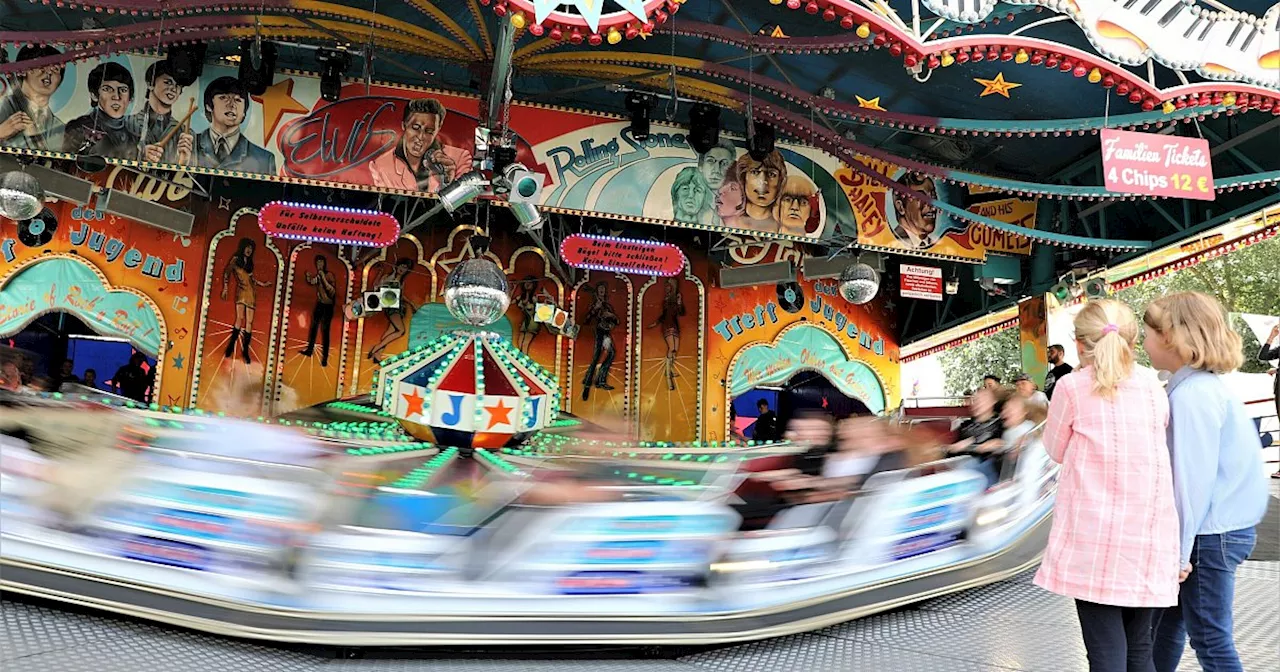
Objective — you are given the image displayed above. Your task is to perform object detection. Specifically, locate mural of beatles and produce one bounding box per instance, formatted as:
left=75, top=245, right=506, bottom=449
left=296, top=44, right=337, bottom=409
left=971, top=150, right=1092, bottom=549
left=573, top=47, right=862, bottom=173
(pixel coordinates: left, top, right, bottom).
left=221, top=237, right=275, bottom=364
left=62, top=62, right=139, bottom=157
left=130, top=60, right=196, bottom=164
left=672, top=139, right=826, bottom=239
left=370, top=97, right=473, bottom=193
left=195, top=76, right=276, bottom=173
left=0, top=46, right=67, bottom=151
left=580, top=280, right=620, bottom=401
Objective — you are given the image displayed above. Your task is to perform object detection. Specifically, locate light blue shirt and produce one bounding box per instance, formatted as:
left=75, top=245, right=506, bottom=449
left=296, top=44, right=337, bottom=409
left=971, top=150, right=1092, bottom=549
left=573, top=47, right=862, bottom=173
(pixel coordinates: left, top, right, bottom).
left=1165, top=367, right=1269, bottom=565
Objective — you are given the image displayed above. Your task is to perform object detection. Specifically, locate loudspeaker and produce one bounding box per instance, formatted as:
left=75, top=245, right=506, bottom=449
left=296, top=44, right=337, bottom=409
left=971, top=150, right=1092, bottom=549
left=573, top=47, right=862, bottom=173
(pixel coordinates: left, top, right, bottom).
left=96, top=189, right=194, bottom=236
left=801, top=254, right=856, bottom=280
left=0, top=157, right=94, bottom=205
left=363, top=287, right=400, bottom=312
left=719, top=260, right=796, bottom=288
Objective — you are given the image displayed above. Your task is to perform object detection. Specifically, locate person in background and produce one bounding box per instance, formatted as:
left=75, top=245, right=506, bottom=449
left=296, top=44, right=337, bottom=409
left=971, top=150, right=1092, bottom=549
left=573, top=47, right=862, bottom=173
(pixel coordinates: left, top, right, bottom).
left=1036, top=299, right=1180, bottom=672
left=1045, top=344, right=1074, bottom=399
left=1143, top=292, right=1269, bottom=672
left=53, top=359, right=79, bottom=390
left=111, top=353, right=153, bottom=403
left=0, top=360, right=27, bottom=392
left=1014, top=373, right=1050, bottom=408
left=1259, top=323, right=1278, bottom=479
left=81, top=368, right=98, bottom=390
left=948, top=387, right=1005, bottom=487
left=1001, top=394, right=1046, bottom=452
left=754, top=398, right=780, bottom=442
left=982, top=374, right=1001, bottom=390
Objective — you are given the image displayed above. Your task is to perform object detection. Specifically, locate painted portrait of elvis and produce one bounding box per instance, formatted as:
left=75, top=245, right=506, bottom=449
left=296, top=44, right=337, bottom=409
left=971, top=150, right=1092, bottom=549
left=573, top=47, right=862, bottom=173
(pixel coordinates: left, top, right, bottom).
left=369, top=97, right=473, bottom=193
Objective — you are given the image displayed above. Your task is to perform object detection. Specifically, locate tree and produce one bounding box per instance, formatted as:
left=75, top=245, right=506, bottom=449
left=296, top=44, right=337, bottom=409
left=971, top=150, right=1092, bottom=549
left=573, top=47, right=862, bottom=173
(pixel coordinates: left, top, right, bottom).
left=940, top=328, right=1023, bottom=396
left=1115, top=237, right=1278, bottom=374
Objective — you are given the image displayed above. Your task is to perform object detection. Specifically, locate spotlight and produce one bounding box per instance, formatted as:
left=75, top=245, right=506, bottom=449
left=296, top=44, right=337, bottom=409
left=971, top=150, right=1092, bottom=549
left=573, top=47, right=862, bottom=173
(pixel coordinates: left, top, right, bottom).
left=748, top=121, right=775, bottom=161
left=317, top=48, right=351, bottom=102
left=688, top=103, right=721, bottom=155
left=1083, top=277, right=1110, bottom=299
left=511, top=200, right=543, bottom=232
left=502, top=163, right=544, bottom=204
left=438, top=171, right=487, bottom=213
left=238, top=39, right=277, bottom=96
left=944, top=274, right=960, bottom=295
left=165, top=43, right=207, bottom=87
left=625, top=92, right=652, bottom=141
left=819, top=86, right=836, bottom=99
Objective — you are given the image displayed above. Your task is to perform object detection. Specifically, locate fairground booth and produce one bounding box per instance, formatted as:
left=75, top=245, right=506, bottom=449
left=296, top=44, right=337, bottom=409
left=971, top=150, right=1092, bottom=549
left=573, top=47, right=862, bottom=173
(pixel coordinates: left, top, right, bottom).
left=0, top=0, right=1277, bottom=648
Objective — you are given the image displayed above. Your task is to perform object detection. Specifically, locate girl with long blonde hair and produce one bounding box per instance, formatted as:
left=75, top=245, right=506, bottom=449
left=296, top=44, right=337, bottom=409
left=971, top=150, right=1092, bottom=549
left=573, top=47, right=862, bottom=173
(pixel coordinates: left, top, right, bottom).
left=1035, top=300, right=1181, bottom=672
left=1143, top=292, right=1268, bottom=672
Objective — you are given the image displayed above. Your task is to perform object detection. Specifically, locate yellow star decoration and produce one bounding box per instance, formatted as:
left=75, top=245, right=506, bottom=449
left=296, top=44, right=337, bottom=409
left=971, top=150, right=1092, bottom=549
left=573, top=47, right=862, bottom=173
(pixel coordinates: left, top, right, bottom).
left=974, top=73, right=1022, bottom=98
left=251, top=78, right=309, bottom=144
left=856, top=96, right=887, bottom=111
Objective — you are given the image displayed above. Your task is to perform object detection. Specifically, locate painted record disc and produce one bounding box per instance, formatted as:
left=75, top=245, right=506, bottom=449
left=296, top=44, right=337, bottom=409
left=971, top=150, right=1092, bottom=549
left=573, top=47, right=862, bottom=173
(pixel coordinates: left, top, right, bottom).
left=776, top=281, right=804, bottom=314
left=17, top=208, right=57, bottom=247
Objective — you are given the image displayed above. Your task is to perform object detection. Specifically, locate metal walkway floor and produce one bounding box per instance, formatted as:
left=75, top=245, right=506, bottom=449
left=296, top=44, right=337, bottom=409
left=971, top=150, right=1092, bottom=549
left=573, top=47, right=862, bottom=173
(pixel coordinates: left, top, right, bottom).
left=3, top=559, right=1276, bottom=672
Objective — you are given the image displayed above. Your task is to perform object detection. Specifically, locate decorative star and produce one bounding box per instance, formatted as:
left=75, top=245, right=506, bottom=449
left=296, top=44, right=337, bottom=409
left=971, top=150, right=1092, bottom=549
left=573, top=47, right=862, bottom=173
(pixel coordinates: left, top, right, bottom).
left=974, top=73, right=1022, bottom=98
left=250, top=78, right=309, bottom=145
left=402, top=388, right=426, bottom=417
left=856, top=96, right=887, bottom=111
left=218, top=197, right=232, bottom=211
left=171, top=354, right=184, bottom=370
left=485, top=399, right=513, bottom=429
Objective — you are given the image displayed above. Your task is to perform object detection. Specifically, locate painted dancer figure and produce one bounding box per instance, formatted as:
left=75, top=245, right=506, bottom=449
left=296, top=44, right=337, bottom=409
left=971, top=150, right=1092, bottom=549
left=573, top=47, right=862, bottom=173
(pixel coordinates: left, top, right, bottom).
left=300, top=254, right=336, bottom=367
left=647, top=277, right=685, bottom=391
left=221, top=238, right=273, bottom=364
left=581, top=281, right=619, bottom=401
left=365, top=258, right=416, bottom=362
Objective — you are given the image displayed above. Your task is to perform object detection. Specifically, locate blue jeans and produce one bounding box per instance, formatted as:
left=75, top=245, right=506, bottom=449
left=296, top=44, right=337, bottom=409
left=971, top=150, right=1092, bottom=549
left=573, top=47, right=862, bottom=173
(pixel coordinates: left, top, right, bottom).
left=1153, top=528, right=1256, bottom=672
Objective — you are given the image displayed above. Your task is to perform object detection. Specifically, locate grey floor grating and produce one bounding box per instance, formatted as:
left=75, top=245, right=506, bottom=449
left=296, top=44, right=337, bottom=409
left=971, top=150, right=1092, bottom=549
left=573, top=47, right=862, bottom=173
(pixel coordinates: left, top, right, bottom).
left=3, top=561, right=1277, bottom=671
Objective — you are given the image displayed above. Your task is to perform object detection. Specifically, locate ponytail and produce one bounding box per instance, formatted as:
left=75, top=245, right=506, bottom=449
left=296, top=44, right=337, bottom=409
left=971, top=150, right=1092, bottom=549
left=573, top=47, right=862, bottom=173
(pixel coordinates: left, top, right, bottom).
left=1072, top=299, right=1139, bottom=399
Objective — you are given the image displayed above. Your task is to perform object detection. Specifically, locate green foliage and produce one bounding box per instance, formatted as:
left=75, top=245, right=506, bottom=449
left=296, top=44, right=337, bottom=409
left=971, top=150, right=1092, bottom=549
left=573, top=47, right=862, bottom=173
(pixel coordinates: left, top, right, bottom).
left=937, top=238, right=1279, bottom=393
left=940, top=328, right=1023, bottom=396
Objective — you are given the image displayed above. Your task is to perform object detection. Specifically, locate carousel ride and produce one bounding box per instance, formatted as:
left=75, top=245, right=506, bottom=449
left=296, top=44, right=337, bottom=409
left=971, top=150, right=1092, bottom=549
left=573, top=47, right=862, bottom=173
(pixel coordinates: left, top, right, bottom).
left=0, top=257, right=1055, bottom=645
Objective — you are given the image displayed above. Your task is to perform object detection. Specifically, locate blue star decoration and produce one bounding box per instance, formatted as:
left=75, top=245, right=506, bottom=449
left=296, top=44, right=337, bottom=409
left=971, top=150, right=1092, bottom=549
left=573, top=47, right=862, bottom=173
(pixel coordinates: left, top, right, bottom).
left=172, top=354, right=185, bottom=370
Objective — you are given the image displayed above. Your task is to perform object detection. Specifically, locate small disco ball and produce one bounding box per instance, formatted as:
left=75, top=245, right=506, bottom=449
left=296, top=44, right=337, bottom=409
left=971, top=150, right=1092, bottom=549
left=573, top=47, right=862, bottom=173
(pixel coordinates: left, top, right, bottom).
left=0, top=171, right=44, bottom=222
left=839, top=263, right=880, bottom=305
left=444, top=258, right=510, bottom=327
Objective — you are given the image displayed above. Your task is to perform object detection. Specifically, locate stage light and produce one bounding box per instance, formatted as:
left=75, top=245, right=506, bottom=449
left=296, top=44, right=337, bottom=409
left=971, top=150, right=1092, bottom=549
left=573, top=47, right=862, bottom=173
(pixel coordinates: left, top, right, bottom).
left=165, top=43, right=207, bottom=87
left=317, top=48, right=351, bottom=102
left=625, top=91, right=652, bottom=141
left=688, top=103, right=721, bottom=155
left=438, top=171, right=487, bottom=213
left=510, top=200, right=543, bottom=232
left=747, top=120, right=775, bottom=161
left=238, top=39, right=277, bottom=96
left=1084, top=277, right=1110, bottom=299
left=502, top=163, right=544, bottom=204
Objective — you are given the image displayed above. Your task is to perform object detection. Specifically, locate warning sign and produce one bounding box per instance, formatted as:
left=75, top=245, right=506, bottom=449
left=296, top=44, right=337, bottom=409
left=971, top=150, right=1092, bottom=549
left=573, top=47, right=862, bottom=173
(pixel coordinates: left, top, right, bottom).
left=900, top=264, right=943, bottom=301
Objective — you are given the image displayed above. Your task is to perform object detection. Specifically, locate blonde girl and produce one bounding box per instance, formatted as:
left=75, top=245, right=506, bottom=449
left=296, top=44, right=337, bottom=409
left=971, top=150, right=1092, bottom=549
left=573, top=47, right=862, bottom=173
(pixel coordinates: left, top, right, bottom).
left=1035, top=299, right=1180, bottom=672
left=1143, top=292, right=1268, bottom=672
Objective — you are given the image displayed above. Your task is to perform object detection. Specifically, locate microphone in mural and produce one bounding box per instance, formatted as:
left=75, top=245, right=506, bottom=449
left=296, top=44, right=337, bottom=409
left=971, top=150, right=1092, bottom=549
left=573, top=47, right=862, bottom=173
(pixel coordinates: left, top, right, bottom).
left=365, top=258, right=416, bottom=362
left=62, top=62, right=140, bottom=158
left=581, top=280, right=619, bottom=401
left=220, top=237, right=273, bottom=364
left=0, top=45, right=67, bottom=151
left=647, top=276, right=686, bottom=391
left=369, top=97, right=473, bottom=193
left=300, top=254, right=336, bottom=367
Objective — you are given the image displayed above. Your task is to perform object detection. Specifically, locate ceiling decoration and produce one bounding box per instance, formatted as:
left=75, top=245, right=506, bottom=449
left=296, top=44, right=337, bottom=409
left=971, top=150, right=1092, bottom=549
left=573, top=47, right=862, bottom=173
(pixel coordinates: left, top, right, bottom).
left=919, top=0, right=1280, bottom=88
left=487, top=0, right=685, bottom=44
left=973, top=72, right=1022, bottom=97
left=855, top=95, right=887, bottom=110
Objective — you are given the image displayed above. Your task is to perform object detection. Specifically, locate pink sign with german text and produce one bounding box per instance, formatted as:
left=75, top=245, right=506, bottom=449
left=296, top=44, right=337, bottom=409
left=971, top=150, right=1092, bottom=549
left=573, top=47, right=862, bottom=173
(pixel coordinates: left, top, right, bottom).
left=1100, top=129, right=1215, bottom=201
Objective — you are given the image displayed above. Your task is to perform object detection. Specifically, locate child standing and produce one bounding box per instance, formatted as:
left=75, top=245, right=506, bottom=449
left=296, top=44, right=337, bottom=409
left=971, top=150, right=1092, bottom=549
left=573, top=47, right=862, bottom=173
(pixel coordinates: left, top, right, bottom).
left=1143, top=292, right=1268, bottom=672
left=1035, top=300, right=1181, bottom=672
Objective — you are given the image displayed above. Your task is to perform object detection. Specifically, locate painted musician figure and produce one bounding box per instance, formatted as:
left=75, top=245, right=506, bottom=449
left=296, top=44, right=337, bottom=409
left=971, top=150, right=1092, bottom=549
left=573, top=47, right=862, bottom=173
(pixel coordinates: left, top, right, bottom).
left=890, top=173, right=941, bottom=249
left=581, top=281, right=619, bottom=401
left=369, top=97, right=472, bottom=193
left=128, top=60, right=194, bottom=164
left=194, top=76, right=277, bottom=174
left=0, top=45, right=66, bottom=151
left=648, top=277, right=685, bottom=391
left=301, top=255, right=336, bottom=367
left=62, top=62, right=140, bottom=157
left=221, top=237, right=274, bottom=364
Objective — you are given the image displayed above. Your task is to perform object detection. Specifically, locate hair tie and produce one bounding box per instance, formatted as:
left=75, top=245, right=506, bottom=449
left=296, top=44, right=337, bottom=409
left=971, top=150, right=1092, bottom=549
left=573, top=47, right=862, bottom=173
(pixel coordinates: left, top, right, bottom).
left=1101, top=324, right=1119, bottom=335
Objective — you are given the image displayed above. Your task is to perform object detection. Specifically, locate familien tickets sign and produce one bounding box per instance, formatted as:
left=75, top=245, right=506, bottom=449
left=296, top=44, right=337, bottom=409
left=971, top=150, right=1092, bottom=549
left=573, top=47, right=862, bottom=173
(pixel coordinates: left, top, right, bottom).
left=257, top=202, right=401, bottom=247
left=559, top=234, right=686, bottom=276
left=1100, top=129, right=1215, bottom=201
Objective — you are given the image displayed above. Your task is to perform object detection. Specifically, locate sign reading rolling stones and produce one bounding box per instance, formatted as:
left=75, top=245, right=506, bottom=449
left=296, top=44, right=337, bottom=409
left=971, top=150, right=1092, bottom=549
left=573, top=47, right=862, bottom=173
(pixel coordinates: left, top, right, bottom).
left=1101, top=129, right=1215, bottom=201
